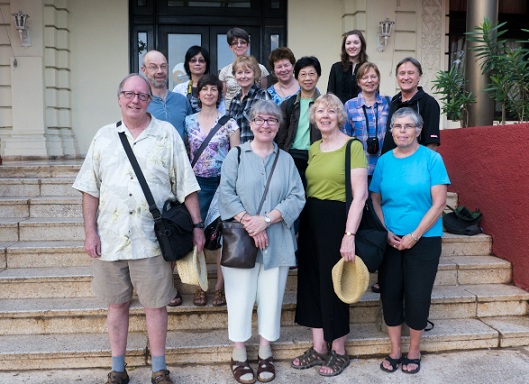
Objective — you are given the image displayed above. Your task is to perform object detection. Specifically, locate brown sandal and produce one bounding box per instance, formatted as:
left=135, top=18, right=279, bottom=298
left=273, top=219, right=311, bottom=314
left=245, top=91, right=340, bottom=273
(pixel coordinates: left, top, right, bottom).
left=230, top=359, right=256, bottom=384
left=257, top=356, right=275, bottom=383
left=167, top=292, right=182, bottom=307
left=193, top=288, right=207, bottom=306
left=291, top=347, right=328, bottom=369
left=212, top=288, right=226, bottom=306
left=319, top=350, right=350, bottom=377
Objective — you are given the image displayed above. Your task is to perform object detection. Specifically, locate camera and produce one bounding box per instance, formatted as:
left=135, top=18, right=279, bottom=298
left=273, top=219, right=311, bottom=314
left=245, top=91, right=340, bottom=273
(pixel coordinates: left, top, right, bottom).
left=366, top=137, right=379, bottom=154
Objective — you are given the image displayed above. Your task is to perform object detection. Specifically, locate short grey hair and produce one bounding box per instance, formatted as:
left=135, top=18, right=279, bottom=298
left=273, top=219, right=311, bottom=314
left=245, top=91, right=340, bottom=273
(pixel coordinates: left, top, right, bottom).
left=249, top=100, right=282, bottom=121
left=117, top=73, right=152, bottom=98
left=390, top=107, right=423, bottom=133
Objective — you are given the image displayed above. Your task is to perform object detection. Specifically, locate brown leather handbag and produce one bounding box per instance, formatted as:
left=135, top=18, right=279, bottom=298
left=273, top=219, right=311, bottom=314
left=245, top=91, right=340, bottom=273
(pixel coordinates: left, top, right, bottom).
left=220, top=147, right=280, bottom=269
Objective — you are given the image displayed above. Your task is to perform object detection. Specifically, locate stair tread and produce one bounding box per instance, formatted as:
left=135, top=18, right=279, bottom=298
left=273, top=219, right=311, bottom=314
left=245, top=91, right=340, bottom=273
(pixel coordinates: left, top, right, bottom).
left=0, top=283, right=525, bottom=316
left=4, top=240, right=84, bottom=250
left=0, top=266, right=92, bottom=280
left=0, top=318, right=500, bottom=356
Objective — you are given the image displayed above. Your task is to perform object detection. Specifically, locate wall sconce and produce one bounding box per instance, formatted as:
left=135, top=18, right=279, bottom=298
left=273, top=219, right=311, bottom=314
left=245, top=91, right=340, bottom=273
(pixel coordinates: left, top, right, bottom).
left=12, top=10, right=31, bottom=48
left=377, top=18, right=395, bottom=52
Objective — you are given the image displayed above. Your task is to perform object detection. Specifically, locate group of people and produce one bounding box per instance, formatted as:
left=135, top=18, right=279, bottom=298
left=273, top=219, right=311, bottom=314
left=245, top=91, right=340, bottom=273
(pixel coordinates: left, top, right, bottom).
left=73, top=26, right=450, bottom=384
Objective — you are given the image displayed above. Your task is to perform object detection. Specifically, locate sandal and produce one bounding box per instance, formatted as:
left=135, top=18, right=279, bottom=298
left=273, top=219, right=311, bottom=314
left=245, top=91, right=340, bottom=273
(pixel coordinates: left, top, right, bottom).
left=318, top=350, right=350, bottom=377
left=212, top=288, right=226, bottom=306
left=402, top=354, right=421, bottom=374
left=257, top=356, right=275, bottom=383
left=167, top=292, right=182, bottom=307
left=380, top=355, right=402, bottom=373
left=291, top=347, right=328, bottom=370
left=230, top=359, right=256, bottom=384
left=193, top=288, right=207, bottom=306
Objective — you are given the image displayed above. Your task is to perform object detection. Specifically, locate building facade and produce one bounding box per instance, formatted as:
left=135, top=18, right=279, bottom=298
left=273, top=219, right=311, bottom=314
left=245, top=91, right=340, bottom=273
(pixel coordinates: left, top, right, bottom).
left=1, top=0, right=451, bottom=158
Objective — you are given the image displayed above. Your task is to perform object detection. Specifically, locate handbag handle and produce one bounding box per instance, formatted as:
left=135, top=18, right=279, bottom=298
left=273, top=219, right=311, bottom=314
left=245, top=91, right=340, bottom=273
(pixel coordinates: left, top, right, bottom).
left=236, top=145, right=281, bottom=216
left=117, top=121, right=162, bottom=221
left=191, top=115, right=230, bottom=168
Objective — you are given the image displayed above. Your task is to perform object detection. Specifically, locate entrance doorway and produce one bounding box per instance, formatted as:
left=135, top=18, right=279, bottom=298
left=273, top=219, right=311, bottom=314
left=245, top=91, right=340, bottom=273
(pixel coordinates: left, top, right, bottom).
left=129, top=0, right=287, bottom=89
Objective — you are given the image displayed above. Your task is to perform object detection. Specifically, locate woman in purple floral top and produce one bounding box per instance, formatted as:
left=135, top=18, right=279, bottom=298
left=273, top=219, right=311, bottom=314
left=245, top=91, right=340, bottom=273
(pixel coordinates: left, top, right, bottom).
left=185, top=74, right=240, bottom=307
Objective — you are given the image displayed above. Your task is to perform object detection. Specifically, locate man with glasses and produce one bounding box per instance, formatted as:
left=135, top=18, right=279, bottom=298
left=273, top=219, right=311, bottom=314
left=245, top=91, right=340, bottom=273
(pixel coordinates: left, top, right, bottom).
left=73, top=73, right=204, bottom=384
left=142, top=50, right=192, bottom=139
left=219, top=27, right=269, bottom=112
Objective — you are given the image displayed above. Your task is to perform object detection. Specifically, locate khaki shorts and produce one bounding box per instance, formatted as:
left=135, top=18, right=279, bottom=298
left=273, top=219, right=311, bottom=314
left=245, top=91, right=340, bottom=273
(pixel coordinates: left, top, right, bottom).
left=92, top=256, right=176, bottom=308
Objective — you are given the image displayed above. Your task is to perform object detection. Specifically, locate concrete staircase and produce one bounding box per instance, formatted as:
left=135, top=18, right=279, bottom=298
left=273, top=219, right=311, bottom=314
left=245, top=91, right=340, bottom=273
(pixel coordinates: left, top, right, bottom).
left=1, top=160, right=529, bottom=371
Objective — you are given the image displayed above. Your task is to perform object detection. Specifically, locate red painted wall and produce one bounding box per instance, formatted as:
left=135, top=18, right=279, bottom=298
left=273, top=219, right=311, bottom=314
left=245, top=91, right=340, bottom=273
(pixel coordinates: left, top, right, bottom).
left=438, top=124, right=529, bottom=290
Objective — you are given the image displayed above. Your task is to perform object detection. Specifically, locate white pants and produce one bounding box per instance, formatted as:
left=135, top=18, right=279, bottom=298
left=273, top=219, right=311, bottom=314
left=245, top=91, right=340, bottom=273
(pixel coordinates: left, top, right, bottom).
left=222, top=263, right=289, bottom=342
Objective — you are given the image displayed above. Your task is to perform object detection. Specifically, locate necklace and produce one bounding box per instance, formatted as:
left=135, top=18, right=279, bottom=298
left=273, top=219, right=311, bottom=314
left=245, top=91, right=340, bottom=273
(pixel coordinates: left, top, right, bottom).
left=277, top=79, right=296, bottom=97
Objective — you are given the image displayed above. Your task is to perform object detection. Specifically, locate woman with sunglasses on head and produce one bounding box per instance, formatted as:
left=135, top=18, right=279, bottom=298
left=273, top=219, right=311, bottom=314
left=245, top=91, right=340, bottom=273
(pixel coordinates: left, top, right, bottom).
left=219, top=28, right=270, bottom=112
left=173, top=46, right=226, bottom=115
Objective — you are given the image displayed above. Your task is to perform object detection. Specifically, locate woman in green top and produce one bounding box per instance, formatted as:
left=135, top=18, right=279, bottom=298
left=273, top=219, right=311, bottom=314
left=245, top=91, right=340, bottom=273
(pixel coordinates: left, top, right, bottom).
left=291, top=93, right=368, bottom=377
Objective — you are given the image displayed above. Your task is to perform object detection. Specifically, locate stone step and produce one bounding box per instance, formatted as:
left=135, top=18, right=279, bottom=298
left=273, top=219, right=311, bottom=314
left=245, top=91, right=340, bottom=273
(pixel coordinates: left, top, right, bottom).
left=0, top=197, right=82, bottom=218
left=0, top=283, right=527, bottom=336
left=446, top=192, right=457, bottom=209
left=3, top=240, right=88, bottom=268
left=0, top=252, right=511, bottom=299
left=0, top=177, right=78, bottom=198
left=17, top=217, right=84, bottom=241
left=2, top=317, right=529, bottom=371
left=441, top=233, right=491, bottom=256
left=0, top=161, right=82, bottom=178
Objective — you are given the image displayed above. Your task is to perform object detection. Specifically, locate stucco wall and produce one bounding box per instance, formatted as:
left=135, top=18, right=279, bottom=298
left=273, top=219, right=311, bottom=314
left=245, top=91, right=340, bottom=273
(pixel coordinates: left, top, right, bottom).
left=70, top=0, right=128, bottom=154
left=438, top=124, right=529, bottom=291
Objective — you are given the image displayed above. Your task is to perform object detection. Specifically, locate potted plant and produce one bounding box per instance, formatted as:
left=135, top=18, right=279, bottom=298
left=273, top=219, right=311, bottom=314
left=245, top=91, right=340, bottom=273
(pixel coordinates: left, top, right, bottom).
left=433, top=64, right=476, bottom=128
left=466, top=18, right=529, bottom=124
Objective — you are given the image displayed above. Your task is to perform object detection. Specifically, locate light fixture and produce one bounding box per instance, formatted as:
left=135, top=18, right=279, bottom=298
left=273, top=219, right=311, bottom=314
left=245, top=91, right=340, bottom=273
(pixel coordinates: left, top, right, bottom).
left=12, top=10, right=30, bottom=48
left=377, top=18, right=395, bottom=52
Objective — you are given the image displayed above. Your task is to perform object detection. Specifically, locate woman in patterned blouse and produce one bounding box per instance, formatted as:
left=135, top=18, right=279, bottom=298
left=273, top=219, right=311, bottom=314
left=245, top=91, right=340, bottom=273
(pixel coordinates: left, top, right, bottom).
left=184, top=73, right=240, bottom=307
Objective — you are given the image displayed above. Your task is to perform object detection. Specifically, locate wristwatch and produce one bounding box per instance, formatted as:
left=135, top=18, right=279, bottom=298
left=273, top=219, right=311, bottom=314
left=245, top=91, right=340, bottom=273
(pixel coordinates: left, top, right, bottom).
left=264, top=215, right=271, bottom=227
left=193, top=221, right=204, bottom=229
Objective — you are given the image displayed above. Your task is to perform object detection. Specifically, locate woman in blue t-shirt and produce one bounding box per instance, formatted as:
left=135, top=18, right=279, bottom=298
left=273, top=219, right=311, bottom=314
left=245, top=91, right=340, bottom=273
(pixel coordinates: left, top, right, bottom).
left=370, top=107, right=450, bottom=375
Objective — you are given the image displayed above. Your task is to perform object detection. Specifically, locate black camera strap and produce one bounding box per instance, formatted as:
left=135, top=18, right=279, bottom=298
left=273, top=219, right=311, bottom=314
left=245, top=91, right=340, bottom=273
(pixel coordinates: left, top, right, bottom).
left=362, top=104, right=378, bottom=138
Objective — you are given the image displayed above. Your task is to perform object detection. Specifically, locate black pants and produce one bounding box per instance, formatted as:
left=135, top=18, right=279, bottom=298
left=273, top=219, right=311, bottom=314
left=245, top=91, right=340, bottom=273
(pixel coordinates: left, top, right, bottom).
left=295, top=198, right=350, bottom=342
left=379, top=236, right=441, bottom=330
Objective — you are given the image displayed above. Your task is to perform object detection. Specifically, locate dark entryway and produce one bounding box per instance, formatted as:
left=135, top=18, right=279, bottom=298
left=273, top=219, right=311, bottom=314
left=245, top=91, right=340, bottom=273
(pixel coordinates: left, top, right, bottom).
left=129, top=0, right=287, bottom=89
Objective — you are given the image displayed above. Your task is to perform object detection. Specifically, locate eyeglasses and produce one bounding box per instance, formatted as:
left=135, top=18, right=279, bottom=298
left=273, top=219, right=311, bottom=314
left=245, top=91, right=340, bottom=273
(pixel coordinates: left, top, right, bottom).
left=298, top=71, right=318, bottom=79
left=392, top=124, right=416, bottom=130
left=145, top=64, right=168, bottom=71
left=190, top=58, right=206, bottom=64
left=120, top=91, right=151, bottom=102
left=231, top=39, right=248, bottom=47
left=252, top=117, right=279, bottom=127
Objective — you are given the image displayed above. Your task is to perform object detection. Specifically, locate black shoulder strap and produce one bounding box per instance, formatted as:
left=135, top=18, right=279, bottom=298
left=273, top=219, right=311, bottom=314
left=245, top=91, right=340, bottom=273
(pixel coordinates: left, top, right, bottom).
left=191, top=115, right=230, bottom=168
left=117, top=122, right=162, bottom=221
left=345, top=138, right=361, bottom=213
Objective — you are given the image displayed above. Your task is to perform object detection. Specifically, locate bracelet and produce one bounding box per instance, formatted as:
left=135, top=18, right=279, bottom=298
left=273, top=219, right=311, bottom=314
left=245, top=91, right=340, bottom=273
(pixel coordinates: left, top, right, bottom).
left=344, top=231, right=356, bottom=236
left=239, top=212, right=248, bottom=222
left=410, top=233, right=420, bottom=242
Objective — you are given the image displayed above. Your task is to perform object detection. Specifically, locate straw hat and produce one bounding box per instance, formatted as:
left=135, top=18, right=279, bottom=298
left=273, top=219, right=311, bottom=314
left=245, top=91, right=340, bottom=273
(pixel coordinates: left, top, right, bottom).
left=175, top=245, right=208, bottom=291
left=332, top=256, right=369, bottom=304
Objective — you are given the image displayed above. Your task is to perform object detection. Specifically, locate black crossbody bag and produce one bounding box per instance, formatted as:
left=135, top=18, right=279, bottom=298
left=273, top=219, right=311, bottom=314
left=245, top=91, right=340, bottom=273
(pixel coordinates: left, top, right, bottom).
left=118, top=122, right=193, bottom=262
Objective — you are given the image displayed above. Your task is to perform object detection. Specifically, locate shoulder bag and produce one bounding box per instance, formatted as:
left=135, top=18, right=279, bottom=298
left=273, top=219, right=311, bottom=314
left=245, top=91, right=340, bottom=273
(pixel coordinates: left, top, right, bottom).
left=118, top=123, right=193, bottom=262
left=220, top=147, right=280, bottom=269
left=345, top=139, right=388, bottom=273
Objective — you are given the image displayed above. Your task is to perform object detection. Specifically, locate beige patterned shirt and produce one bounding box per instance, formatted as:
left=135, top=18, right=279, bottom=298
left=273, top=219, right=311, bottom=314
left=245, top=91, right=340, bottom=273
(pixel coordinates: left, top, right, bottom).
left=73, top=115, right=200, bottom=261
